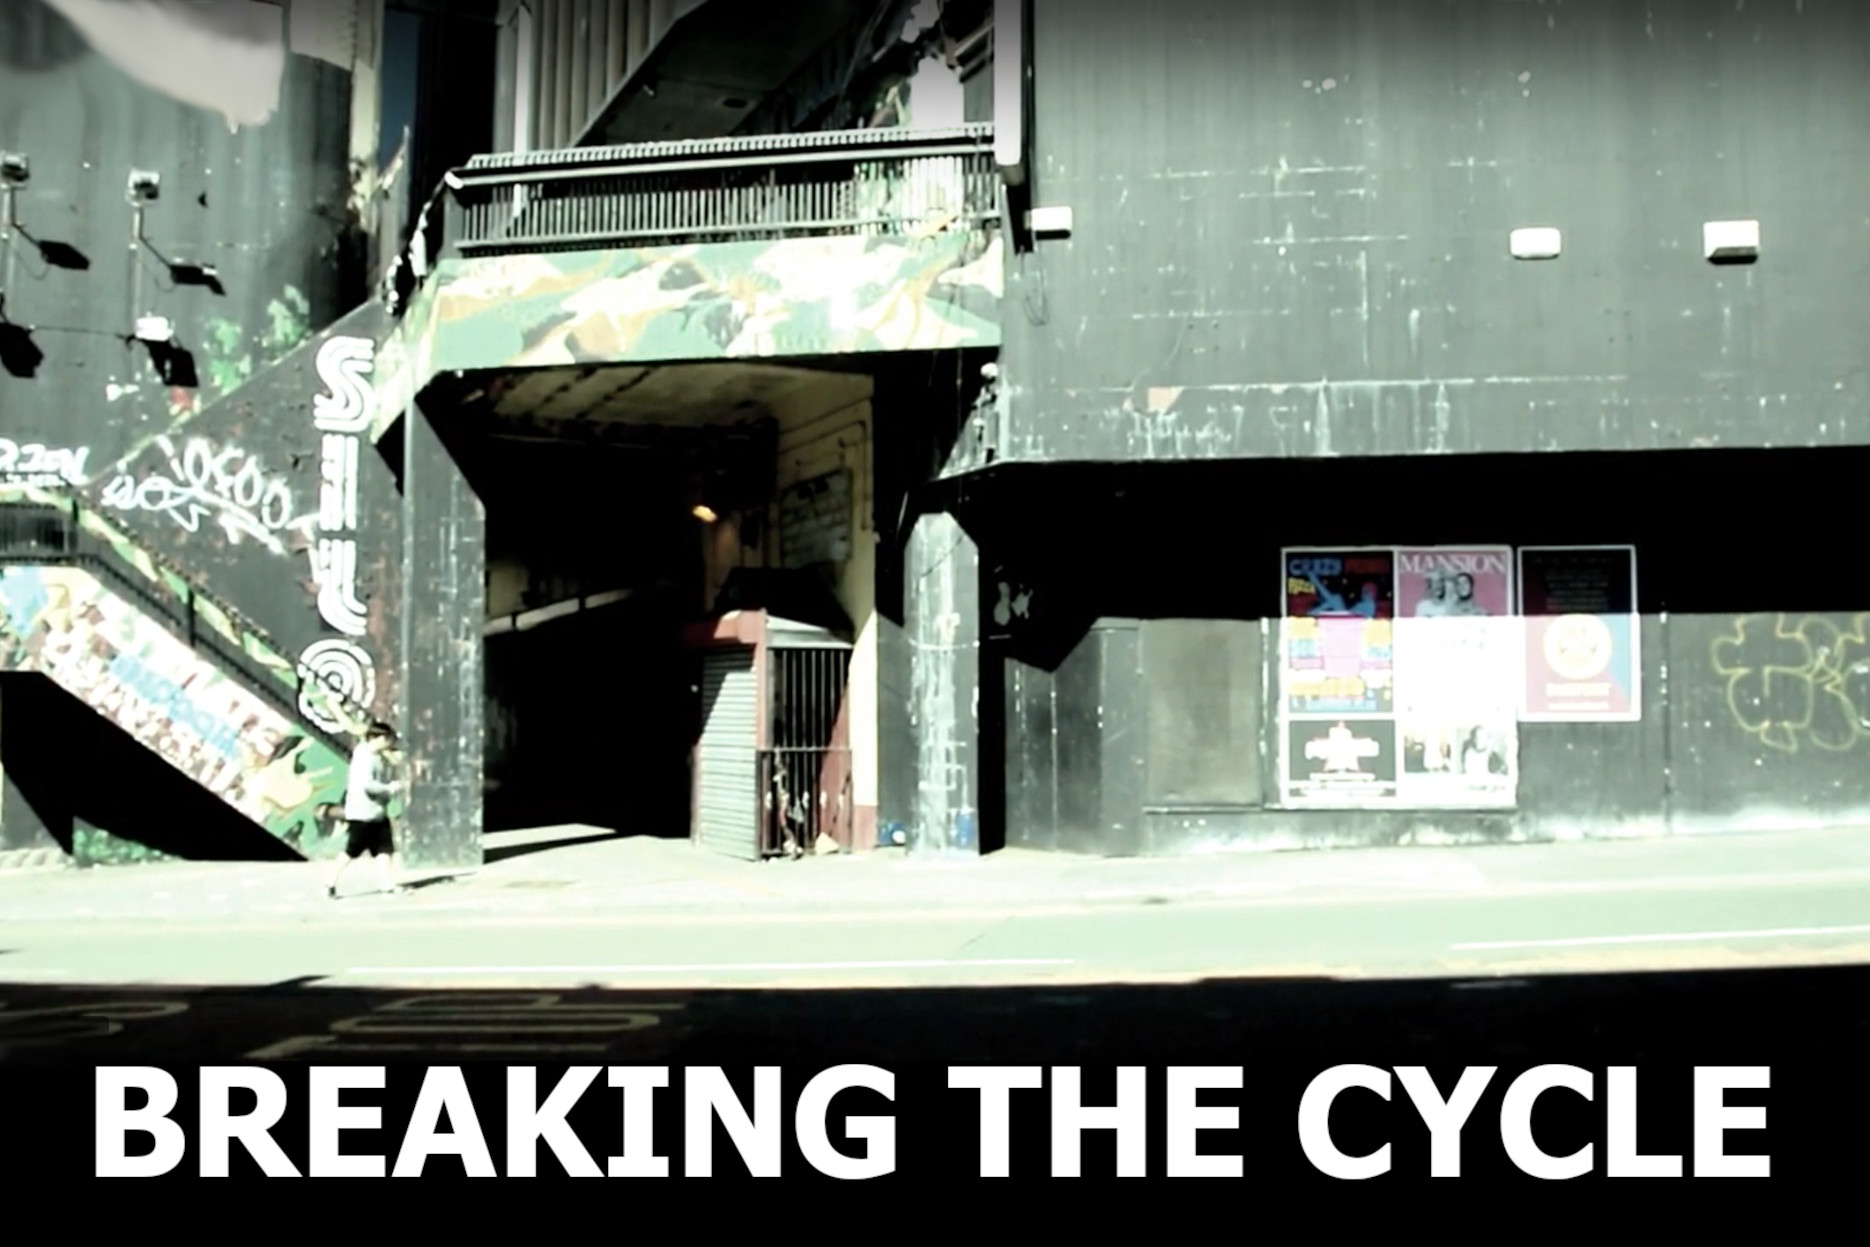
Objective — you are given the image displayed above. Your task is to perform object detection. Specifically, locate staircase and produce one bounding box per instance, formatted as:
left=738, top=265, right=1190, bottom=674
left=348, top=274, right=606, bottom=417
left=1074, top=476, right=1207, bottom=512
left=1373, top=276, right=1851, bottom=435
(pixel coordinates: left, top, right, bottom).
left=0, top=487, right=367, bottom=862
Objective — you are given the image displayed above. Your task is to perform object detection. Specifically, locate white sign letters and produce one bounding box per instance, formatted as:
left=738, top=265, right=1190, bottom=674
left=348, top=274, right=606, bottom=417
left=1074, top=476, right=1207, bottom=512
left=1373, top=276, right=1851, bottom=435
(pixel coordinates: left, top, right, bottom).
left=299, top=334, right=380, bottom=732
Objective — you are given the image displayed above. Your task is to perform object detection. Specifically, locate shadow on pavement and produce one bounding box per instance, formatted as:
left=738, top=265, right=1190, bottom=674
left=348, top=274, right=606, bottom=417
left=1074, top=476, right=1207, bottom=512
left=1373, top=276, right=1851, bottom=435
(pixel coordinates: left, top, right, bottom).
left=0, top=962, right=1862, bottom=1066
left=396, top=874, right=459, bottom=893
left=481, top=830, right=620, bottom=865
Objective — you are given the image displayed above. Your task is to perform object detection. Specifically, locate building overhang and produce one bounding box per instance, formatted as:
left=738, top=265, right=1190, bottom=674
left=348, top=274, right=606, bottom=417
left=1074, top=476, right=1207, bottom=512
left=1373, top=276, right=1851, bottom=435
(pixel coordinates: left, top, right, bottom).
left=369, top=123, right=1003, bottom=437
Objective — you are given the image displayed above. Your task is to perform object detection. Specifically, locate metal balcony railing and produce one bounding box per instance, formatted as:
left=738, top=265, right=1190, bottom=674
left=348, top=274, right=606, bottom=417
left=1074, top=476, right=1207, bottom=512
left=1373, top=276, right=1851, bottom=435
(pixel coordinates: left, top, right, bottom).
left=437, top=123, right=1002, bottom=257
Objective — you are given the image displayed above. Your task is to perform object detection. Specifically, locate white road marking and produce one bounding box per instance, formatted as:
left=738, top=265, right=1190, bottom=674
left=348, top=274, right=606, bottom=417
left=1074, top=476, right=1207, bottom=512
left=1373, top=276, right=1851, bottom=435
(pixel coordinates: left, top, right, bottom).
left=1455, top=923, right=1870, bottom=951
left=346, top=957, right=1074, bottom=975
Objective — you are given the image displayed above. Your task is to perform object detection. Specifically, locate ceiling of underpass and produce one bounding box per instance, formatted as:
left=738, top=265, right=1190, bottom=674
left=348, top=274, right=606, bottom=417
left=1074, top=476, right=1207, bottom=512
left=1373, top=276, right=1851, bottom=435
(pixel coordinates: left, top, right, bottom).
left=415, top=359, right=874, bottom=530
left=473, top=360, right=873, bottom=430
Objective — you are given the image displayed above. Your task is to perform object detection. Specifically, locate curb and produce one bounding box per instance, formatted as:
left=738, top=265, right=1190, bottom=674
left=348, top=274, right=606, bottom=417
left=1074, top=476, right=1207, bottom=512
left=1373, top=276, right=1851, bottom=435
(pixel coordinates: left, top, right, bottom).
left=0, top=848, right=75, bottom=873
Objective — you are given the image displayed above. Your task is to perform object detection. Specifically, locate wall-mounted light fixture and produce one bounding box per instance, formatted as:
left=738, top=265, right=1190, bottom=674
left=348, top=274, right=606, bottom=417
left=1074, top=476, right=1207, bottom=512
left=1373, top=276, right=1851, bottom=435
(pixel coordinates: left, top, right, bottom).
left=131, top=314, right=197, bottom=386
left=133, top=314, right=175, bottom=345
left=1510, top=227, right=1562, bottom=260
left=1026, top=205, right=1073, bottom=239
left=1704, top=219, right=1759, bottom=264
left=692, top=504, right=719, bottom=523
left=127, top=169, right=161, bottom=203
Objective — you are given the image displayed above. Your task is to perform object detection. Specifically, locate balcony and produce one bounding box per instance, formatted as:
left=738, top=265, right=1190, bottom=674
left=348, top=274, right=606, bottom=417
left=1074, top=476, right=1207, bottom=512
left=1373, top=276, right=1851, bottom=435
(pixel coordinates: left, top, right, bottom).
left=374, top=124, right=1004, bottom=427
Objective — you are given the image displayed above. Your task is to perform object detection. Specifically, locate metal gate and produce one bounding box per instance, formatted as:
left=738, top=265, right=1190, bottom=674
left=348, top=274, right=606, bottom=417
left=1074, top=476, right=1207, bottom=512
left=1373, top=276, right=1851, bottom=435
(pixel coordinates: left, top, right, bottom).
left=695, top=647, right=759, bottom=860
left=761, top=645, right=853, bottom=857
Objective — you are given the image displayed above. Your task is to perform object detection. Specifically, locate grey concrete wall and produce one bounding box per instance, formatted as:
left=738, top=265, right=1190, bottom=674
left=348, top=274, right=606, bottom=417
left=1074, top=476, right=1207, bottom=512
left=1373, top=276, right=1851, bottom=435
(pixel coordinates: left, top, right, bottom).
left=1, top=1, right=404, bottom=729
left=999, top=0, right=1870, bottom=462
left=979, top=448, right=1870, bottom=853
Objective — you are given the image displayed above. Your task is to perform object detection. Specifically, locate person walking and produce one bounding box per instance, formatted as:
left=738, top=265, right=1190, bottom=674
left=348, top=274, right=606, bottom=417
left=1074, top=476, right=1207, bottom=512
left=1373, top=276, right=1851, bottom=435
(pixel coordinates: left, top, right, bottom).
left=328, top=721, right=403, bottom=898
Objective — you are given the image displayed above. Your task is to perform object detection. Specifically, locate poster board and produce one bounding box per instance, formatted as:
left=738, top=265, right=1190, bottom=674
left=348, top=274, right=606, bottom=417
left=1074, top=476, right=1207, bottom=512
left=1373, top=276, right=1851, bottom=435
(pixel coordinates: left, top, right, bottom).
left=1280, top=546, right=1518, bottom=809
left=1517, top=545, right=1641, bottom=722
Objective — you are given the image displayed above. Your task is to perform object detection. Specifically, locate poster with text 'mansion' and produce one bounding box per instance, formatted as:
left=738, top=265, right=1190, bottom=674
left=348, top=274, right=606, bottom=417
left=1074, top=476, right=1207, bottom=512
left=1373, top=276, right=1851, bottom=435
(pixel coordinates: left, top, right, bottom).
left=1391, top=547, right=1519, bottom=808
left=1281, top=547, right=1518, bottom=808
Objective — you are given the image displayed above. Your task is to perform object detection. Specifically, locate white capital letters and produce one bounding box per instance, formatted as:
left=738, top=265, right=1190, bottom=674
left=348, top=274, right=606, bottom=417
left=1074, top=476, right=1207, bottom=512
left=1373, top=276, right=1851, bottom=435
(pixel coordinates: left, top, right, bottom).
left=199, top=1067, right=298, bottom=1177
left=1608, top=1067, right=1682, bottom=1177
left=685, top=1067, right=782, bottom=1177
left=313, top=336, right=377, bottom=434
left=96, top=1068, right=186, bottom=1178
left=1500, top=1065, right=1594, bottom=1180
left=392, top=1066, right=495, bottom=1177
left=1693, top=1067, right=1769, bottom=1178
left=948, top=1066, right=1043, bottom=1177
left=1166, top=1066, right=1243, bottom=1178
left=318, top=433, right=359, bottom=532
left=508, top=1067, right=602, bottom=1177
left=796, top=1065, right=895, bottom=1180
left=1397, top=1066, right=1495, bottom=1178
left=309, top=1066, right=386, bottom=1178
left=1299, top=1065, right=1391, bottom=1180
left=1051, top=1066, right=1147, bottom=1178
left=313, top=538, right=368, bottom=636
left=606, top=1066, right=670, bottom=1178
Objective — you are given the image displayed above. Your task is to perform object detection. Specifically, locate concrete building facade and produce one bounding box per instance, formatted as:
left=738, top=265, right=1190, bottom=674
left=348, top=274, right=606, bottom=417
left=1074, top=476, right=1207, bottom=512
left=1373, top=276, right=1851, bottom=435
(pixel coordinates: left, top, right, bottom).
left=3, top=0, right=1865, bottom=868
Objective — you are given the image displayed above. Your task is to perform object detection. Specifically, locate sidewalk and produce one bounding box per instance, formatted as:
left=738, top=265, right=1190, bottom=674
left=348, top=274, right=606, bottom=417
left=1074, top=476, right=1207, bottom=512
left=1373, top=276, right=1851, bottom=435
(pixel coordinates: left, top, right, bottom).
left=4, top=820, right=1870, bottom=926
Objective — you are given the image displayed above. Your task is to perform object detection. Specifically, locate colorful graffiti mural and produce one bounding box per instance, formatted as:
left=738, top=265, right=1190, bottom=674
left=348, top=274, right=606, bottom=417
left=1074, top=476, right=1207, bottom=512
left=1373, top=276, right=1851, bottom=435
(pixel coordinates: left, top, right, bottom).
left=0, top=482, right=371, bottom=858
left=0, top=564, right=350, bottom=852
left=0, top=484, right=370, bottom=736
left=372, top=230, right=1004, bottom=437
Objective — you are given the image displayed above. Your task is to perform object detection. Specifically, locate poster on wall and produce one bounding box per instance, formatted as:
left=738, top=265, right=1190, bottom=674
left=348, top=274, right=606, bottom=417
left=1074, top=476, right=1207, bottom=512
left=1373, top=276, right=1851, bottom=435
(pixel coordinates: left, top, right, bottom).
left=1391, top=547, right=1519, bottom=807
left=1280, top=546, right=1518, bottom=809
left=1282, top=550, right=1394, bottom=717
left=1285, top=719, right=1398, bottom=802
left=1518, top=545, right=1640, bottom=722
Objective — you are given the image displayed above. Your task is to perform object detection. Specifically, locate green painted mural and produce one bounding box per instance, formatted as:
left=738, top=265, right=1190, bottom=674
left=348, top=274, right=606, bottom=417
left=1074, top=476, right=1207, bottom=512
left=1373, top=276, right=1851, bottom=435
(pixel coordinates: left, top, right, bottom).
left=371, top=229, right=1004, bottom=438
left=0, top=486, right=387, bottom=859
left=0, top=563, right=353, bottom=857
left=0, top=564, right=353, bottom=860
left=0, top=486, right=370, bottom=733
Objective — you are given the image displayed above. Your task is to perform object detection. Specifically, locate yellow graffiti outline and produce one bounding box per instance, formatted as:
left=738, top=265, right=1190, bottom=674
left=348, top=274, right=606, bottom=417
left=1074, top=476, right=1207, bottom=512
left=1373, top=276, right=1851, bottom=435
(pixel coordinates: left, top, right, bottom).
left=1709, top=612, right=1870, bottom=754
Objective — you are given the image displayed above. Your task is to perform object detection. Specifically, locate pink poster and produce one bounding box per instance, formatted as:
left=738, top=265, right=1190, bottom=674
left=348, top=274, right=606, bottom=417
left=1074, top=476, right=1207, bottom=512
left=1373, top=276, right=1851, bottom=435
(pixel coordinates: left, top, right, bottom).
left=1394, top=548, right=1513, bottom=618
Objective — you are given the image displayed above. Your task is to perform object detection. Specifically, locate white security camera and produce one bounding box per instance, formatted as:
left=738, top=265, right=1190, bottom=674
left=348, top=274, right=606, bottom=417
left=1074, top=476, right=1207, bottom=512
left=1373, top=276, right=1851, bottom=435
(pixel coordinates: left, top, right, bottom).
left=127, top=170, right=161, bottom=202
left=0, top=153, right=27, bottom=186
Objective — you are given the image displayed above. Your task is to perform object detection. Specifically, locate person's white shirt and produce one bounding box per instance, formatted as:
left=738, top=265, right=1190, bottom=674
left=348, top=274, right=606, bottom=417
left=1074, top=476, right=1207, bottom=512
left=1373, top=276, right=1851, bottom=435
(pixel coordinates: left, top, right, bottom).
left=343, top=740, right=395, bottom=821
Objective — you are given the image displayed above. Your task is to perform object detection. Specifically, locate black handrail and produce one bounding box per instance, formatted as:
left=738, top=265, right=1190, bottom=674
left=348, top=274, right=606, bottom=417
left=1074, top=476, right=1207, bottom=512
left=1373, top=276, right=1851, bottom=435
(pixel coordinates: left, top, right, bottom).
left=441, top=124, right=1002, bottom=257
left=0, top=499, right=357, bottom=756
left=458, top=122, right=998, bottom=176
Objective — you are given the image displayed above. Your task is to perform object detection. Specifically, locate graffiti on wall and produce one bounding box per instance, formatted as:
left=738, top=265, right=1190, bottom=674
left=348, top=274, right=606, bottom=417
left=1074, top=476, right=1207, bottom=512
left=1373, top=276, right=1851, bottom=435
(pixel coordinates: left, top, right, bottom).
left=298, top=638, right=375, bottom=728
left=98, top=435, right=308, bottom=555
left=1710, top=613, right=1870, bottom=754
left=0, top=564, right=347, bottom=845
left=0, top=439, right=92, bottom=488
left=298, top=334, right=381, bottom=732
